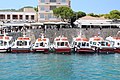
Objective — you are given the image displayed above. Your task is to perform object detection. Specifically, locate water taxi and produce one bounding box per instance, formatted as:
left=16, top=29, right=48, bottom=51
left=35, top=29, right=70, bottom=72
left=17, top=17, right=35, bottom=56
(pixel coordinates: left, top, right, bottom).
left=11, top=35, right=32, bottom=53
left=97, top=40, right=114, bottom=53
left=90, top=36, right=114, bottom=53
left=71, top=36, right=94, bottom=53
left=0, top=34, right=13, bottom=53
left=32, top=34, right=50, bottom=53
left=53, top=36, right=71, bottom=54
left=89, top=36, right=104, bottom=52
left=106, top=36, right=120, bottom=53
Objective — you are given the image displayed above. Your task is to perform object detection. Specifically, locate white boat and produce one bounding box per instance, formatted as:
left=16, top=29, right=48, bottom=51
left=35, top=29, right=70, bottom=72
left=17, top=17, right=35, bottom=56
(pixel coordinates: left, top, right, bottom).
left=0, top=34, right=13, bottom=53
left=106, top=36, right=120, bottom=53
left=53, top=35, right=71, bottom=53
left=97, top=40, right=114, bottom=53
left=11, top=35, right=32, bottom=53
left=32, top=34, right=50, bottom=53
left=89, top=36, right=114, bottom=53
left=89, top=36, right=104, bottom=52
left=71, top=36, right=94, bottom=53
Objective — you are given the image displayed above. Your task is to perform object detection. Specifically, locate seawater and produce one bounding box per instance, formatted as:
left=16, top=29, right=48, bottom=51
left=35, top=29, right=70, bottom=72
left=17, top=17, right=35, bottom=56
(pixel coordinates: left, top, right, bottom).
left=0, top=53, right=120, bottom=80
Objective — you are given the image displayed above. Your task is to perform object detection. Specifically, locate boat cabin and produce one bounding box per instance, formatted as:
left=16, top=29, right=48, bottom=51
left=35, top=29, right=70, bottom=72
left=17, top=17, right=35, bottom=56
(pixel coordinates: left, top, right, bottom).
left=54, top=36, right=70, bottom=48
left=89, top=36, right=104, bottom=47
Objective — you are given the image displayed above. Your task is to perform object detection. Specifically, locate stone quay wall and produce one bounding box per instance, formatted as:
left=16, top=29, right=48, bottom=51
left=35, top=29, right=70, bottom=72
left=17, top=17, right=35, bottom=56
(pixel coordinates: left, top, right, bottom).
left=31, top=28, right=120, bottom=43
left=11, top=28, right=120, bottom=43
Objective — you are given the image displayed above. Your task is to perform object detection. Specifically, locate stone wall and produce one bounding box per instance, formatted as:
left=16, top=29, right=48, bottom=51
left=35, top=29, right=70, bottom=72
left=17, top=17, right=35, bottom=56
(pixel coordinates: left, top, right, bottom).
left=30, top=28, right=120, bottom=43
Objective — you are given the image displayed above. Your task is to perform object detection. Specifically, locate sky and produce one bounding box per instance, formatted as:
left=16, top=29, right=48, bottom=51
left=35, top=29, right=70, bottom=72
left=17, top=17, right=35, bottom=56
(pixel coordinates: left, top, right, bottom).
left=0, top=0, right=119, bottom=14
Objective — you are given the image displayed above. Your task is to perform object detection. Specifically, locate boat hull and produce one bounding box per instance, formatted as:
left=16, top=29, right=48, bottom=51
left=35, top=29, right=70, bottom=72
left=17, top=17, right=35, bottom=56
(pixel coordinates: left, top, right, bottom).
left=98, top=48, right=114, bottom=54
left=32, top=48, right=49, bottom=53
left=76, top=48, right=94, bottom=53
left=0, top=49, right=10, bottom=53
left=11, top=48, right=31, bottom=53
left=114, top=48, right=120, bottom=53
left=54, top=48, right=71, bottom=53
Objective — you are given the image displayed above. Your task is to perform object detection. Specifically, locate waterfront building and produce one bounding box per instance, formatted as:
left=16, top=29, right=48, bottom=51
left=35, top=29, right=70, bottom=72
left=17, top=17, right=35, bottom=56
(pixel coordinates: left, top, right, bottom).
left=74, top=16, right=120, bottom=29
left=0, top=7, right=37, bottom=23
left=38, top=0, right=71, bottom=22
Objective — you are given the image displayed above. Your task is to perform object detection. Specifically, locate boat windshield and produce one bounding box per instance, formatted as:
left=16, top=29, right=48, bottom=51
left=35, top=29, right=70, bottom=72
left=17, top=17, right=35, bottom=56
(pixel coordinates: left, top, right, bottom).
left=35, top=42, right=47, bottom=47
left=99, top=42, right=109, bottom=46
left=0, top=40, right=7, bottom=46
left=57, top=42, right=69, bottom=47
left=17, top=41, right=27, bottom=46
left=77, top=42, right=89, bottom=47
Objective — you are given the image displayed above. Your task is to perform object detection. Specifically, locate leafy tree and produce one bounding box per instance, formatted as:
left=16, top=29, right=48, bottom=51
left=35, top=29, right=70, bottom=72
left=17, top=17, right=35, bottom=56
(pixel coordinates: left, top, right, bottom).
left=88, top=13, right=94, bottom=16
left=99, top=14, right=104, bottom=17
left=104, top=10, right=120, bottom=19
left=53, top=6, right=74, bottom=22
left=75, top=11, right=86, bottom=19
left=34, top=6, right=38, bottom=12
left=104, top=14, right=110, bottom=19
left=87, top=13, right=100, bottom=17
left=110, top=10, right=120, bottom=15
left=70, top=11, right=86, bottom=27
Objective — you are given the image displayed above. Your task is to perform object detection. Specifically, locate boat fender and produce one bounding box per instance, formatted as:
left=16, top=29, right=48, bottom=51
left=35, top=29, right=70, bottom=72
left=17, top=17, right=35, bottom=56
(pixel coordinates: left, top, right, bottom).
left=75, top=47, right=77, bottom=52
left=108, top=44, right=110, bottom=46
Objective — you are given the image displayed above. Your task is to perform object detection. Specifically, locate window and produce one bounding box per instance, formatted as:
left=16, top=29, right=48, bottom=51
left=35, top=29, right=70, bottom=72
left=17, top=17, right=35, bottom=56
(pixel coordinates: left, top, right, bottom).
left=40, top=6, right=45, bottom=11
left=17, top=41, right=27, bottom=46
left=25, top=15, right=29, bottom=20
left=48, top=14, right=52, bottom=19
left=19, top=15, right=23, bottom=19
left=40, top=14, right=44, bottom=18
left=61, top=0, right=66, bottom=3
left=78, top=42, right=81, bottom=47
left=82, top=42, right=86, bottom=46
left=65, top=42, right=68, bottom=46
left=50, top=6, right=56, bottom=10
left=4, top=41, right=7, bottom=46
left=0, top=15, right=5, bottom=19
left=57, top=42, right=60, bottom=46
left=101, top=42, right=105, bottom=46
left=87, top=43, right=89, bottom=46
left=0, top=40, right=3, bottom=46
left=7, top=15, right=10, bottom=19
left=13, top=15, right=18, bottom=19
left=90, top=41, right=92, bottom=44
left=40, top=42, right=44, bottom=46
left=35, top=43, right=39, bottom=47
left=41, top=0, right=45, bottom=3
left=50, top=0, right=56, bottom=2
left=31, top=15, right=34, bottom=20
left=93, top=42, right=96, bottom=45
left=61, top=42, right=64, bottom=46
left=117, top=43, right=120, bottom=45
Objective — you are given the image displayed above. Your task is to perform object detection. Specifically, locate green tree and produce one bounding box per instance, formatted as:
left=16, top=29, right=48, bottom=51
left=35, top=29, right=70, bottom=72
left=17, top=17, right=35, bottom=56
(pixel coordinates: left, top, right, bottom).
left=75, top=11, right=86, bottom=19
left=87, top=13, right=100, bottom=17
left=34, top=6, right=38, bottom=12
left=70, top=11, right=86, bottom=27
left=104, top=10, right=120, bottom=19
left=104, top=14, right=110, bottom=19
left=53, top=6, right=74, bottom=22
left=109, top=10, right=120, bottom=19
left=88, top=13, right=94, bottom=16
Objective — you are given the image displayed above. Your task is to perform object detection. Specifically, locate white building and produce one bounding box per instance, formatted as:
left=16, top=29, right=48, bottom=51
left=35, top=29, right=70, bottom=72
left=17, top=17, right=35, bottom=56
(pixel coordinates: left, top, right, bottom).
left=38, top=0, right=71, bottom=22
left=74, top=16, right=120, bottom=28
left=0, top=7, right=37, bottom=23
